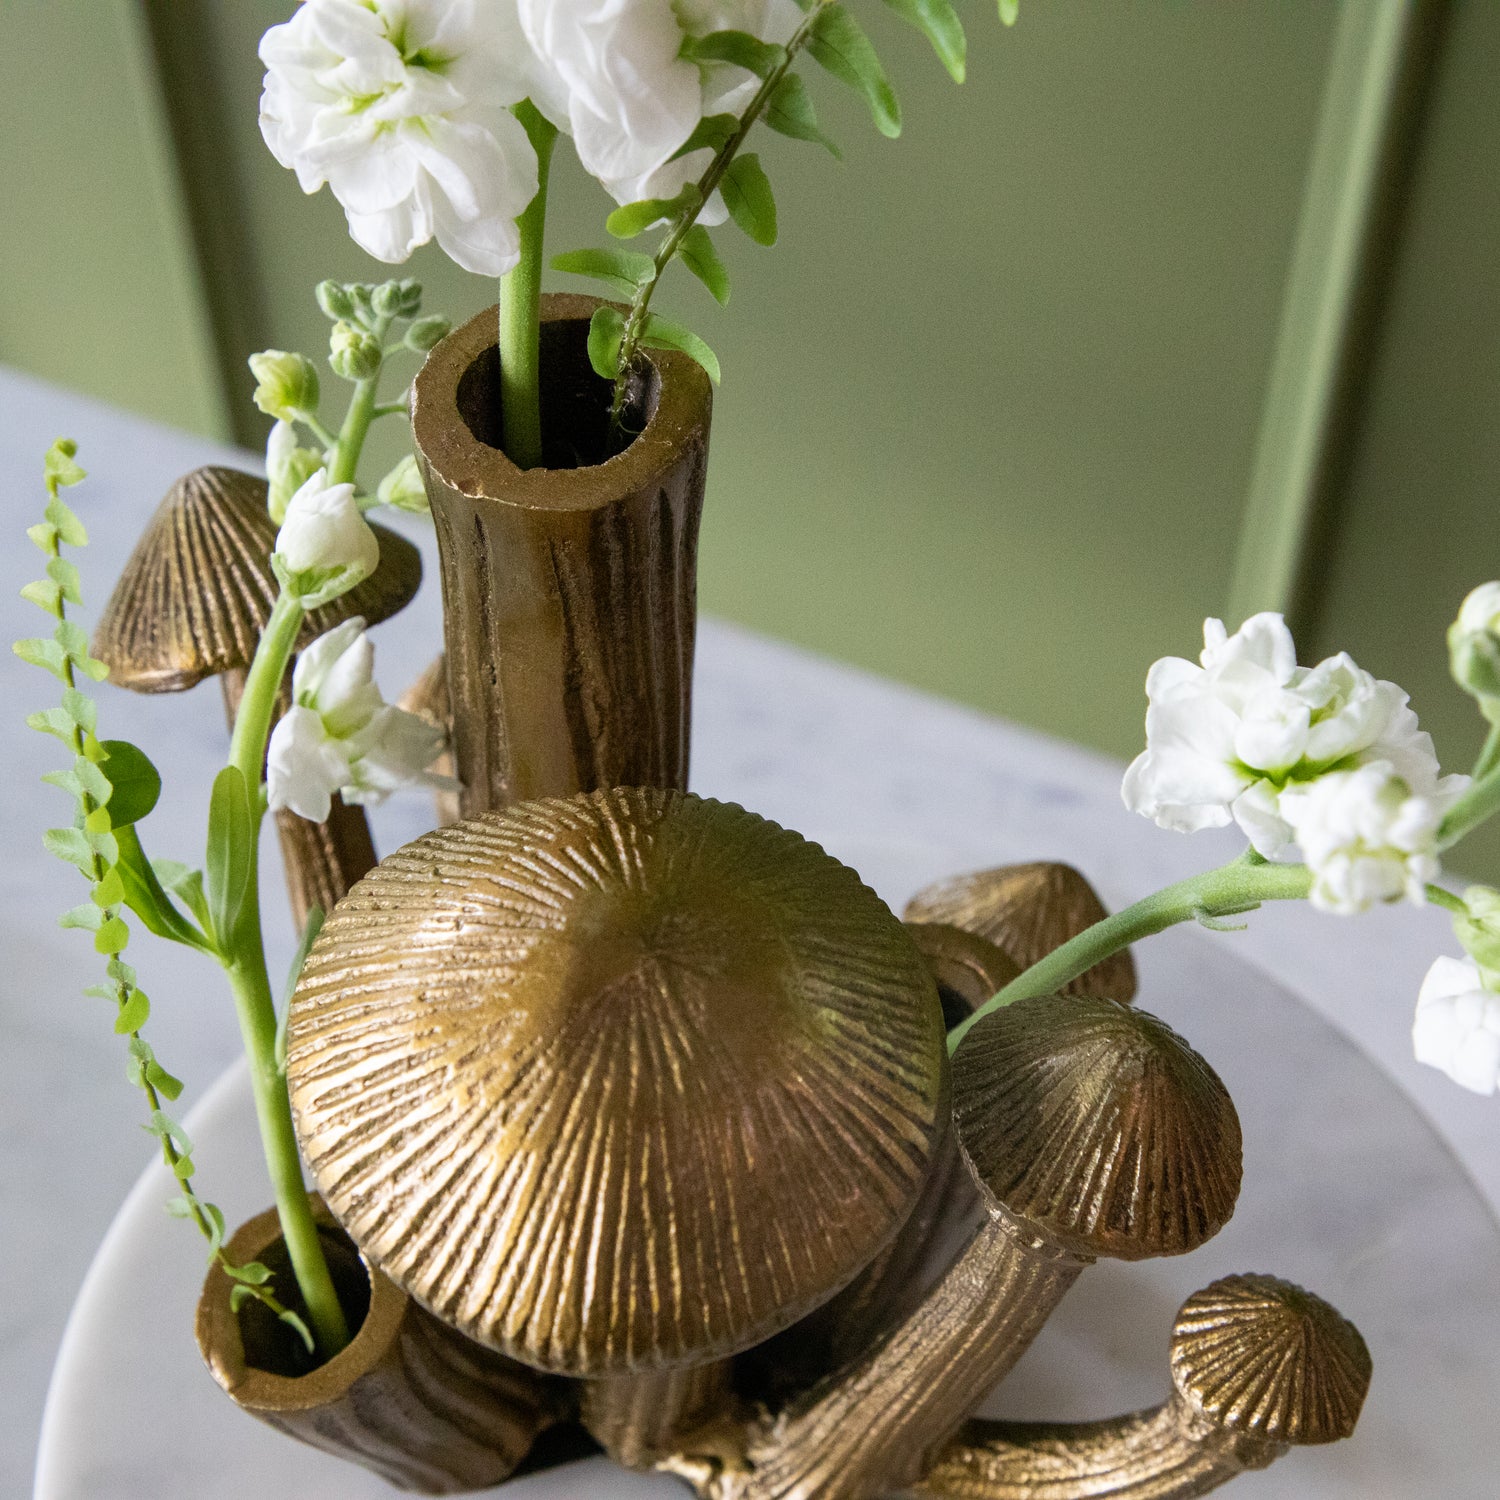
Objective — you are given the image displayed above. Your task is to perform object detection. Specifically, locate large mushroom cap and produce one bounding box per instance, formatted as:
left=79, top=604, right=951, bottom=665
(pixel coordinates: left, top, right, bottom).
left=92, top=465, right=421, bottom=692
left=952, top=994, right=1241, bottom=1260
left=1171, top=1274, right=1372, bottom=1445
left=905, top=862, right=1137, bottom=1002
left=285, top=789, right=948, bottom=1376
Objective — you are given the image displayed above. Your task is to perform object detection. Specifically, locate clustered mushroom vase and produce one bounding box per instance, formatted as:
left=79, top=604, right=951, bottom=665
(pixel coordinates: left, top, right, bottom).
left=154, top=299, right=1372, bottom=1497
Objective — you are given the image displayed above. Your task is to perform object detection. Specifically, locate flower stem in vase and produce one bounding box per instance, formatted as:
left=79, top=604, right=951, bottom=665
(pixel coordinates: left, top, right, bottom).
left=499, top=100, right=558, bottom=470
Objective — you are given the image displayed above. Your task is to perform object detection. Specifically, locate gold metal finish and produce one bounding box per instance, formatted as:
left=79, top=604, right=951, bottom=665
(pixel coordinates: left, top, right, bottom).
left=912, top=1273, right=1371, bottom=1498
left=196, top=1200, right=570, bottom=1495
left=91, top=464, right=422, bottom=928
left=412, top=295, right=713, bottom=816
left=582, top=1364, right=735, bottom=1469
left=398, top=653, right=461, bottom=827
left=677, top=996, right=1242, bottom=1499
left=905, top=862, right=1138, bottom=1002
left=286, top=789, right=947, bottom=1376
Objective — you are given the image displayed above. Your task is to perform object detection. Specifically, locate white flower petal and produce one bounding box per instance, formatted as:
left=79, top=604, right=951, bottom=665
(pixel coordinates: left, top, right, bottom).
left=267, top=705, right=352, bottom=824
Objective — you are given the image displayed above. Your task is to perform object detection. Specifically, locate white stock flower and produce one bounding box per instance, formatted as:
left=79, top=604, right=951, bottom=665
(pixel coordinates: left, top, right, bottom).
left=274, top=471, right=380, bottom=606
left=1413, top=955, right=1500, bottom=1096
left=520, top=0, right=799, bottom=216
left=268, top=618, right=446, bottom=821
left=1123, top=613, right=1445, bottom=858
left=265, top=421, right=325, bottom=525
left=1279, top=761, right=1464, bottom=915
left=258, top=0, right=544, bottom=275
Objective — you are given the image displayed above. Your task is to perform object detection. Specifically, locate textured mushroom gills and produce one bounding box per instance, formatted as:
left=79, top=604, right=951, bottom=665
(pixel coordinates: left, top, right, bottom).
left=286, top=789, right=948, bottom=1377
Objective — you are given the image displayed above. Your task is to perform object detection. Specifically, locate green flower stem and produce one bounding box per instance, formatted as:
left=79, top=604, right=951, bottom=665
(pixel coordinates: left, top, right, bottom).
left=498, top=100, right=558, bottom=470
left=947, top=858, right=1315, bottom=1054
left=1439, top=764, right=1500, bottom=852
left=328, top=375, right=379, bottom=488
left=606, top=0, right=832, bottom=432
left=222, top=587, right=350, bottom=1359
left=1473, top=720, right=1500, bottom=782
left=1425, top=883, right=1468, bottom=916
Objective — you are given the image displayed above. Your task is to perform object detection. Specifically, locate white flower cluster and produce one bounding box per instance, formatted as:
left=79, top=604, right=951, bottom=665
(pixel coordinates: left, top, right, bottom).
left=1414, top=955, right=1500, bottom=1097
left=259, top=0, right=800, bottom=276
left=1122, top=612, right=1466, bottom=915
left=268, top=617, right=446, bottom=823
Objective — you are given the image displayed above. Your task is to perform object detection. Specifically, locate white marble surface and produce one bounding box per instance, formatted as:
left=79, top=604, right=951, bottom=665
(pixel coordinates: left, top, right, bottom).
left=5, top=367, right=1499, bottom=1495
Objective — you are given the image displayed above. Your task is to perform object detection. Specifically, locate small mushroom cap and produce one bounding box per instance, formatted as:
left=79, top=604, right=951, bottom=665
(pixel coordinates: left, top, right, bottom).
left=952, top=994, right=1241, bottom=1260
left=1171, top=1274, right=1372, bottom=1445
left=92, top=465, right=421, bottom=692
left=904, top=921, right=1020, bottom=1029
left=286, top=789, right=948, bottom=1376
left=397, top=652, right=451, bottom=728
left=905, top=862, right=1137, bottom=1002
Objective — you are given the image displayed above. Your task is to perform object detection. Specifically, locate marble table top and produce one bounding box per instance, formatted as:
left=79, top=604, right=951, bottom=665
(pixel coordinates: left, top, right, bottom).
left=3, top=367, right=1497, bottom=1496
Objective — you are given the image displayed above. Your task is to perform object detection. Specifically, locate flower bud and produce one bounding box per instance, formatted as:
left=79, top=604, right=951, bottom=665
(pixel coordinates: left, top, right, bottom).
left=315, top=280, right=357, bottom=322
left=1414, top=954, right=1500, bottom=1095
left=1448, top=582, right=1500, bottom=705
left=249, top=349, right=319, bottom=422
left=404, top=315, right=451, bottom=353
left=329, top=321, right=383, bottom=382
left=265, top=421, right=327, bottom=524
left=375, top=453, right=428, bottom=514
left=1455, top=885, right=1500, bottom=988
left=374, top=278, right=422, bottom=319
left=273, top=471, right=380, bottom=607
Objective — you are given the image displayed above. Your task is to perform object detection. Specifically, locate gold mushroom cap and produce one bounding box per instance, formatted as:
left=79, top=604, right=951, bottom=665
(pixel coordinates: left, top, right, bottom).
left=1171, top=1273, right=1373, bottom=1445
left=285, top=788, right=948, bottom=1377
left=953, top=994, right=1242, bottom=1260
left=905, top=861, right=1138, bottom=1002
left=91, top=465, right=421, bottom=691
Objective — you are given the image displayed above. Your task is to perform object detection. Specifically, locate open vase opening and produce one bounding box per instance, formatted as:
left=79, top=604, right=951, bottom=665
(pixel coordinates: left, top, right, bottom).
left=412, top=294, right=714, bottom=818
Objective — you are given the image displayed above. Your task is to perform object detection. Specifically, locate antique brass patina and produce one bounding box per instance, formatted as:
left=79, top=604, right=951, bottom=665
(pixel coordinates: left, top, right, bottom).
left=285, top=789, right=948, bottom=1378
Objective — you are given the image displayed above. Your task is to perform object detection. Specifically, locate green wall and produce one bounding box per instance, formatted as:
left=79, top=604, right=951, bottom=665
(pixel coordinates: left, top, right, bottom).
left=7, top=1, right=1498, bottom=875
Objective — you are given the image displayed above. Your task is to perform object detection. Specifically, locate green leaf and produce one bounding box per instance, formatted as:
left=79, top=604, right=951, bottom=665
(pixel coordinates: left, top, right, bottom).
left=279, top=1309, right=316, bottom=1354
left=144, top=1108, right=192, bottom=1156
left=721, top=154, right=778, bottom=246
left=999, top=0, right=1019, bottom=26
left=76, top=655, right=110, bottom=683
left=884, top=0, right=966, bottom=82
left=678, top=226, right=731, bottom=306
left=277, top=905, right=326, bottom=1073
left=807, top=5, right=902, bottom=138
left=228, top=1284, right=255, bottom=1314
left=764, top=72, right=841, bottom=156
left=47, top=556, right=84, bottom=605
left=95, top=915, right=130, bottom=955
left=116, top=827, right=212, bottom=952
left=146, top=1059, right=184, bottom=1101
left=28, top=521, right=59, bottom=555
left=640, top=315, right=722, bottom=385
left=108, top=957, right=137, bottom=987
left=668, top=112, right=738, bottom=162
left=100, top=740, right=162, bottom=826
left=606, top=186, right=700, bottom=239
left=206, top=766, right=252, bottom=948
left=62, top=688, right=97, bottom=733
left=82, top=982, right=116, bottom=1000
left=550, top=247, right=655, bottom=299
left=74, top=754, right=113, bottom=807
left=45, top=439, right=86, bottom=492
left=21, top=580, right=63, bottom=617
left=44, top=827, right=95, bottom=874
left=61, top=903, right=105, bottom=932
left=202, top=1201, right=227, bottom=1254
left=45, top=493, right=88, bottom=547
left=680, top=29, right=785, bottom=78
left=26, top=707, right=77, bottom=744
left=587, top=305, right=627, bottom=380
left=92, top=867, right=125, bottom=908
left=224, top=1259, right=273, bottom=1286
left=153, top=858, right=211, bottom=932
left=14, top=637, right=69, bottom=681
left=115, top=988, right=150, bottom=1034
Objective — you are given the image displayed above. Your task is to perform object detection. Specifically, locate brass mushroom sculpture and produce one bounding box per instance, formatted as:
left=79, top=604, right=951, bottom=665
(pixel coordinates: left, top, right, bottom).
left=285, top=788, right=949, bottom=1466
left=91, top=465, right=422, bottom=926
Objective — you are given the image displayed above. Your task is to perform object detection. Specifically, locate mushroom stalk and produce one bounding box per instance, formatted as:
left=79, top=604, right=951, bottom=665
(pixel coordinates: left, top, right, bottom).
left=729, top=1207, right=1086, bottom=1500
left=582, top=1364, right=735, bottom=1469
left=910, top=1401, right=1283, bottom=1500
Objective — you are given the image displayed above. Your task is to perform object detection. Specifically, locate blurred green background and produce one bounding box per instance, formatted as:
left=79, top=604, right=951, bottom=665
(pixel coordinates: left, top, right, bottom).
left=4, top=1, right=1498, bottom=873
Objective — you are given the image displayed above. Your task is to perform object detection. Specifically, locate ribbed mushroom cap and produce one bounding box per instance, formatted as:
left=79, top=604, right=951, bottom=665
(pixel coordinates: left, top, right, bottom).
left=904, top=921, right=1019, bottom=1029
left=952, top=994, right=1241, bottom=1261
left=1171, top=1274, right=1372, bottom=1445
left=905, top=862, right=1138, bottom=1002
left=92, top=465, right=421, bottom=692
left=285, top=789, right=948, bottom=1376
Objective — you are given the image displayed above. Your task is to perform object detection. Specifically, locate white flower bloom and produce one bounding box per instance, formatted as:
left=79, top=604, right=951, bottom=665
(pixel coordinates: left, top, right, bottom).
left=1413, top=955, right=1500, bottom=1096
left=520, top=0, right=799, bottom=217
left=1448, top=581, right=1500, bottom=702
left=1123, top=613, right=1445, bottom=858
left=265, top=421, right=325, bottom=525
left=1279, top=761, right=1465, bottom=915
left=258, top=0, right=545, bottom=275
left=268, top=618, right=445, bottom=821
left=274, top=471, right=380, bottom=606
